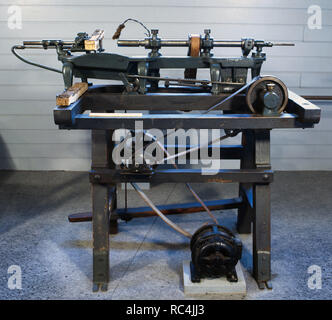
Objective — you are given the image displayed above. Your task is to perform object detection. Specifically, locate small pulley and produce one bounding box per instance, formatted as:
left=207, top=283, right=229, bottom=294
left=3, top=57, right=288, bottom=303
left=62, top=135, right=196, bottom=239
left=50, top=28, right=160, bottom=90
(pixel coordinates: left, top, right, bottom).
left=190, top=224, right=242, bottom=283
left=246, top=76, right=288, bottom=116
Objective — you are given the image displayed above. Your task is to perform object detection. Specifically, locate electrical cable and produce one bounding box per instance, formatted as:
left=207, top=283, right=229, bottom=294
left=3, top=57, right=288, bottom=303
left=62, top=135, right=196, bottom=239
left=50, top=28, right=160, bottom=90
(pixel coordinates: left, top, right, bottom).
left=112, top=18, right=151, bottom=40
left=131, top=182, right=192, bottom=239
left=11, top=45, right=62, bottom=74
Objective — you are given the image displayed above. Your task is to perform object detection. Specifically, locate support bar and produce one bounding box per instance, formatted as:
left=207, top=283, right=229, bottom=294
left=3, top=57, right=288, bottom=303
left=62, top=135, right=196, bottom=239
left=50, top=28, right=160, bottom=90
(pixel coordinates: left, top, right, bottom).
left=68, top=197, right=243, bottom=222
left=89, top=168, right=274, bottom=184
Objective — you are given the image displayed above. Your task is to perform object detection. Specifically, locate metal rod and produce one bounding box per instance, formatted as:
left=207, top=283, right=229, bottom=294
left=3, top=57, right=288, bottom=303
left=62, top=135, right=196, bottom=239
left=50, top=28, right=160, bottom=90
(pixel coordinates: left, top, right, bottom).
left=159, top=40, right=189, bottom=47
left=117, top=40, right=147, bottom=47
left=213, top=40, right=242, bottom=47
left=272, top=42, right=295, bottom=46
left=117, top=39, right=189, bottom=47
left=118, top=39, right=294, bottom=48
left=23, top=40, right=75, bottom=46
left=126, top=74, right=240, bottom=86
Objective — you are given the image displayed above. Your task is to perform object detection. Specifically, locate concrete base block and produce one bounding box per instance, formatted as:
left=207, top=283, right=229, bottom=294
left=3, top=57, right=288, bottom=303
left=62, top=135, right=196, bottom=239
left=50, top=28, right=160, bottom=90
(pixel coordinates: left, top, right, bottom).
left=183, top=261, right=246, bottom=298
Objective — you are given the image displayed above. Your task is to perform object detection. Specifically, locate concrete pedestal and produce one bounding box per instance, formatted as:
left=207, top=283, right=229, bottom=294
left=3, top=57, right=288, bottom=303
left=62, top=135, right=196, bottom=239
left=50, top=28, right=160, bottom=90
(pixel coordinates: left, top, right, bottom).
left=183, top=261, right=246, bottom=298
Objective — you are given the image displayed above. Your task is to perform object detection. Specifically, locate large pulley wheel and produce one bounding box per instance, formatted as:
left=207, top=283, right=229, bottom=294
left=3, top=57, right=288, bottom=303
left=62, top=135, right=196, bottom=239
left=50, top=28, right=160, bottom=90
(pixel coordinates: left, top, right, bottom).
left=246, top=76, right=288, bottom=115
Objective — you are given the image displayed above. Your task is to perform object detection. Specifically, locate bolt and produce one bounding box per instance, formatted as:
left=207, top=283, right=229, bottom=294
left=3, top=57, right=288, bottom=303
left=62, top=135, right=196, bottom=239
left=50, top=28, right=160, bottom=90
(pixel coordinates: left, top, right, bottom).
left=263, top=174, right=269, bottom=181
left=266, top=83, right=275, bottom=92
left=151, top=29, right=159, bottom=36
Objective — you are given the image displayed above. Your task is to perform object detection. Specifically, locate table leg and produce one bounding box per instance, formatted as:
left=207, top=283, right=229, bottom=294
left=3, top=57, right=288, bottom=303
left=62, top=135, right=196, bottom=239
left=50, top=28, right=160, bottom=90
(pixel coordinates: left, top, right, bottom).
left=252, top=130, right=272, bottom=289
left=237, top=130, right=254, bottom=234
left=92, top=183, right=110, bottom=292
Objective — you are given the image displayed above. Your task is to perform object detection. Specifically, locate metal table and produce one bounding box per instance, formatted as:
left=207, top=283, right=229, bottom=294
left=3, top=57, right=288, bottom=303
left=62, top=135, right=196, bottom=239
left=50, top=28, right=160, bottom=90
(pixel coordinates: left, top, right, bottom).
left=54, top=85, right=320, bottom=291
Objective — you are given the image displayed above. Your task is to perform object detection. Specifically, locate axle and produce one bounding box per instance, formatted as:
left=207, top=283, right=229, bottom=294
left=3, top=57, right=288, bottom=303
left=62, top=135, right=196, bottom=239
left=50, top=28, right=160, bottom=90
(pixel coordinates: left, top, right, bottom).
left=117, top=29, right=294, bottom=57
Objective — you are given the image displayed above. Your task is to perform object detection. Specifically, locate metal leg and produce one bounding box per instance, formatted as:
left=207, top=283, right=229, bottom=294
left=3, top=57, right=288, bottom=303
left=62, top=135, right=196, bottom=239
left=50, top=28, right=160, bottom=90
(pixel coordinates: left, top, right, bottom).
left=253, top=183, right=271, bottom=289
left=237, top=130, right=254, bottom=234
left=92, top=182, right=110, bottom=292
left=91, top=129, right=112, bottom=292
left=252, top=130, right=272, bottom=289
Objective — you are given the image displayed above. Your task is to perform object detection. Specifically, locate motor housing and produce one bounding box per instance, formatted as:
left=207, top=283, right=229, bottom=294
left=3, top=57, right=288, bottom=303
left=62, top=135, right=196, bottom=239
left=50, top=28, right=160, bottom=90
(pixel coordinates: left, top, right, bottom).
left=190, top=224, right=242, bottom=283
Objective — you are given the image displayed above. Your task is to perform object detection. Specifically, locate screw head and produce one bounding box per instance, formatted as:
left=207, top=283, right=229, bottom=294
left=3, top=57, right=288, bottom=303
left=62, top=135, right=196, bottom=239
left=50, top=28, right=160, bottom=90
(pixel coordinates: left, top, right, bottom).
left=266, top=83, right=276, bottom=92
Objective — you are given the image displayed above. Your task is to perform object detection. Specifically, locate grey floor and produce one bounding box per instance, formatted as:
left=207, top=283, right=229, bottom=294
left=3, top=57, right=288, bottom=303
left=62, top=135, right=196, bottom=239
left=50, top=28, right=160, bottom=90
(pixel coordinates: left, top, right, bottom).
left=0, top=171, right=331, bottom=300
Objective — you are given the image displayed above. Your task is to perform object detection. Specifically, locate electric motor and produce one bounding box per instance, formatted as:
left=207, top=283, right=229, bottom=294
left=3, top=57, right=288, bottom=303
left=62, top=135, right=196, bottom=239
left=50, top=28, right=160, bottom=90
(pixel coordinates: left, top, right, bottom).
left=190, top=224, right=242, bottom=282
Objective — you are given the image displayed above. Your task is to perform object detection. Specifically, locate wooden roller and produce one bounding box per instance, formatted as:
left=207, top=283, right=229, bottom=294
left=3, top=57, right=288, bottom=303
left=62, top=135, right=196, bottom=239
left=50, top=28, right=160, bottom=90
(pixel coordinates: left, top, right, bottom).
left=184, top=34, right=201, bottom=80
